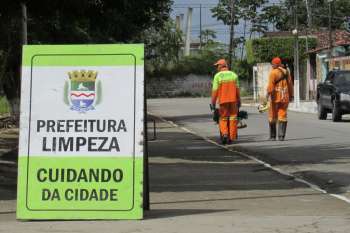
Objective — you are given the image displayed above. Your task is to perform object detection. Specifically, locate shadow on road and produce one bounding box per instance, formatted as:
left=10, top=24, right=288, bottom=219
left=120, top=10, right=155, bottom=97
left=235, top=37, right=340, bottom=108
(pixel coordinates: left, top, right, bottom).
left=165, top=114, right=212, bottom=123
left=234, top=135, right=323, bottom=144
left=149, top=131, right=242, bottom=162
left=149, top=112, right=350, bottom=195
left=144, top=209, right=234, bottom=219
left=233, top=142, right=350, bottom=166
left=0, top=148, right=18, bottom=201
left=149, top=162, right=305, bottom=192
left=293, top=170, right=350, bottom=194
left=148, top=120, right=307, bottom=193
left=0, top=211, right=16, bottom=215
left=230, top=139, right=350, bottom=194
left=151, top=192, right=325, bottom=205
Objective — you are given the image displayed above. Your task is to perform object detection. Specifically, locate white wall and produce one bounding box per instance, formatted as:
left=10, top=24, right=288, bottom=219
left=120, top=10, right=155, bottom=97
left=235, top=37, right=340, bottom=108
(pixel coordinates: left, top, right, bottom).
left=147, top=74, right=212, bottom=98
left=256, top=63, right=271, bottom=101
left=147, top=74, right=251, bottom=98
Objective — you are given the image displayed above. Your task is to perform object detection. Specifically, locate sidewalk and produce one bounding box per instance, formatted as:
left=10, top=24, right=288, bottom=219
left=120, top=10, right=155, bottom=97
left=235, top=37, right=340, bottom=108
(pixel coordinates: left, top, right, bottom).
left=242, top=101, right=318, bottom=114
left=1, top=120, right=350, bottom=232
left=289, top=101, right=317, bottom=114
left=229, top=96, right=318, bottom=114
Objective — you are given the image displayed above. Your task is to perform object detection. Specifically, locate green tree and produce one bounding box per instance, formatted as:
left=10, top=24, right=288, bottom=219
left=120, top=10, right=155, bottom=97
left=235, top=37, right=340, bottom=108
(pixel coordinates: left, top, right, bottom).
left=311, top=0, right=350, bottom=29
left=260, top=0, right=350, bottom=31
left=211, top=0, right=240, bottom=57
left=142, top=20, right=183, bottom=75
left=245, top=37, right=317, bottom=64
left=211, top=0, right=267, bottom=59
left=260, top=5, right=284, bottom=31
left=200, top=29, right=217, bottom=44
left=0, top=0, right=173, bottom=117
left=150, top=42, right=228, bottom=78
left=237, top=0, right=268, bottom=38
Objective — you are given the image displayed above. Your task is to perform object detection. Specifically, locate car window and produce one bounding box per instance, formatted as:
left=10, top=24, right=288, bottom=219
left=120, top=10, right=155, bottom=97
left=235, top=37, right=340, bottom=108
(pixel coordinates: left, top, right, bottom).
left=334, top=73, right=350, bottom=86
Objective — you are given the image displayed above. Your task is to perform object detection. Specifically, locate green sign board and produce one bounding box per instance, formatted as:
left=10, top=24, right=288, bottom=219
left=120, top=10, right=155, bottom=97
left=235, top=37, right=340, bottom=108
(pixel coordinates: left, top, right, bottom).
left=17, top=44, right=144, bottom=220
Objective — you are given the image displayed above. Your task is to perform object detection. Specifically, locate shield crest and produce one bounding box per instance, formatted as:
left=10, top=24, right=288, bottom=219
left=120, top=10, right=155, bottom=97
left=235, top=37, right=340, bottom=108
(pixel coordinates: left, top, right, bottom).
left=68, top=70, right=97, bottom=112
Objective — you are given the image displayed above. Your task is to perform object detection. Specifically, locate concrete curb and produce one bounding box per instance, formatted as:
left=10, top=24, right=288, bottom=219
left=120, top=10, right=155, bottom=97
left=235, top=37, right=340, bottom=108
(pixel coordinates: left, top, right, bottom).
left=289, top=102, right=317, bottom=114
left=242, top=102, right=317, bottom=114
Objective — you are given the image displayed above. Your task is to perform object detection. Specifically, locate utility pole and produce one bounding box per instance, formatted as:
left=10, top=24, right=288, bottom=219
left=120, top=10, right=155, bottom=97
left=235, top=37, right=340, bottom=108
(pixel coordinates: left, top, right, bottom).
left=240, top=20, right=247, bottom=60
left=305, top=0, right=312, bottom=100
left=305, top=0, right=312, bottom=29
left=180, top=14, right=184, bottom=31
left=20, top=2, right=27, bottom=45
left=328, top=0, right=333, bottom=63
left=228, top=0, right=235, bottom=70
left=199, top=4, right=202, bottom=49
left=175, top=15, right=181, bottom=31
left=184, top=7, right=193, bottom=56
left=20, top=1, right=27, bottom=114
left=293, top=5, right=300, bottom=108
left=304, top=0, right=312, bottom=51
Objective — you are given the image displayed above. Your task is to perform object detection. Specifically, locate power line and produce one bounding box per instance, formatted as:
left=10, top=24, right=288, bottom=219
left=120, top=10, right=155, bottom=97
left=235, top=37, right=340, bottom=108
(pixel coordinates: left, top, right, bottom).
left=173, top=2, right=283, bottom=9
left=173, top=6, right=215, bottom=9
left=173, top=4, right=217, bottom=9
left=191, top=29, right=251, bottom=35
left=173, top=3, right=216, bottom=5
left=192, top=23, right=225, bottom=28
left=192, top=21, right=256, bottom=29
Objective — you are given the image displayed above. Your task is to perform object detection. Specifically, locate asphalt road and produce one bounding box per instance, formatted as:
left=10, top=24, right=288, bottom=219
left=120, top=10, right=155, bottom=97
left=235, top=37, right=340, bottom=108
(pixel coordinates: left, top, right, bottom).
left=2, top=119, right=350, bottom=232
left=148, top=97, right=350, bottom=200
left=1, top=100, right=350, bottom=232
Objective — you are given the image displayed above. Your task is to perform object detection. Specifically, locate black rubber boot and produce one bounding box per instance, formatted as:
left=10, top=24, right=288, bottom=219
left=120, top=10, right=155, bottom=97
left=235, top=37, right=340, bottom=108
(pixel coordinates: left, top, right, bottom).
left=278, top=121, right=287, bottom=141
left=269, top=122, right=276, bottom=141
left=221, top=135, right=228, bottom=145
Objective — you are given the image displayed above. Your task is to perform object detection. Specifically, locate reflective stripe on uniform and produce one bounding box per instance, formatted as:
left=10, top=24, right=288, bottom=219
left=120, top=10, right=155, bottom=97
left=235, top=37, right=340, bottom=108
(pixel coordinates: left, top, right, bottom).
left=212, top=71, right=239, bottom=92
left=220, top=116, right=237, bottom=120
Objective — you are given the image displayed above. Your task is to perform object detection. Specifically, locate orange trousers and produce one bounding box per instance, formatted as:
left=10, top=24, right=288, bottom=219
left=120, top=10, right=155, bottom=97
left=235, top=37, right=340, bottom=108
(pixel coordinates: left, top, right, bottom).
left=269, top=102, right=289, bottom=123
left=219, top=103, right=238, bottom=141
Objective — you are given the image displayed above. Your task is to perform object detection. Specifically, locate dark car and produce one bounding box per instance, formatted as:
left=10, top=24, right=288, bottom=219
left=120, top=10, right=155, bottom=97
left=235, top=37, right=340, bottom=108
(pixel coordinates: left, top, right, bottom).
left=317, top=70, right=350, bottom=121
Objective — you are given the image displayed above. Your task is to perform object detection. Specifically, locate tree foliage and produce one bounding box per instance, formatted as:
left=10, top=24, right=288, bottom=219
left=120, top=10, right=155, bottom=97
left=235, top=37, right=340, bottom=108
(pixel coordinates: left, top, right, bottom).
left=142, top=20, right=183, bottom=75
left=245, top=37, right=317, bottom=64
left=232, top=59, right=252, bottom=81
left=201, top=29, right=217, bottom=45
left=0, top=0, right=173, bottom=115
left=259, top=5, right=284, bottom=31
left=148, top=43, right=227, bottom=78
left=260, top=0, right=350, bottom=31
left=238, top=0, right=268, bottom=37
left=211, top=0, right=268, bottom=57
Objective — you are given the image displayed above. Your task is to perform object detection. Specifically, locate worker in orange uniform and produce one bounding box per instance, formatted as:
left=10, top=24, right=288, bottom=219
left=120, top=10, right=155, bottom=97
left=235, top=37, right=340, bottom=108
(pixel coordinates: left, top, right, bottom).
left=211, top=59, right=240, bottom=145
left=266, top=57, right=294, bottom=141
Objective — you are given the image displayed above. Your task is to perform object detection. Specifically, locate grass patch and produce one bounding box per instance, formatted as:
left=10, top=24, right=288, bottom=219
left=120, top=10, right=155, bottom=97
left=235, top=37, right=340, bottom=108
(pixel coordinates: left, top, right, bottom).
left=0, top=96, right=10, bottom=115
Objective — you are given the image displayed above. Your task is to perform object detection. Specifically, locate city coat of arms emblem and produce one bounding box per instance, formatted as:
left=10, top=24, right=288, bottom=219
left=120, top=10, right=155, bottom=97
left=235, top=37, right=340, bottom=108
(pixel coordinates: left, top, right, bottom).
left=64, top=70, right=102, bottom=112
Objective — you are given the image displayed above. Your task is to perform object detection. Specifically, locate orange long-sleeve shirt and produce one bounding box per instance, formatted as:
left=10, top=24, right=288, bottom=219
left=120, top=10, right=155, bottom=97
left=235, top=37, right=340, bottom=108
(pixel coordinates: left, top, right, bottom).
left=211, top=68, right=240, bottom=105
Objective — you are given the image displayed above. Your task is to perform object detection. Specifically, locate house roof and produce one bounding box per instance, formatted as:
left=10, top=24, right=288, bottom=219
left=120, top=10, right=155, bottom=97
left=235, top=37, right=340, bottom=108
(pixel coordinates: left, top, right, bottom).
left=308, top=30, right=350, bottom=53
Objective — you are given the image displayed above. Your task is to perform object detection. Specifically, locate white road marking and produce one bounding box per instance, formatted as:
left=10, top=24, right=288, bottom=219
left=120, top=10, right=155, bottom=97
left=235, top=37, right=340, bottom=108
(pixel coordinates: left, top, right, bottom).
left=149, top=112, right=350, bottom=205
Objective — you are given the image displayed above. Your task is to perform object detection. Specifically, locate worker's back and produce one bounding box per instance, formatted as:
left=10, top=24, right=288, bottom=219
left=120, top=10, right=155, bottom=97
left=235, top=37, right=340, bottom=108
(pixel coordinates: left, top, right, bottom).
left=267, top=67, right=293, bottom=103
left=212, top=70, right=239, bottom=104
